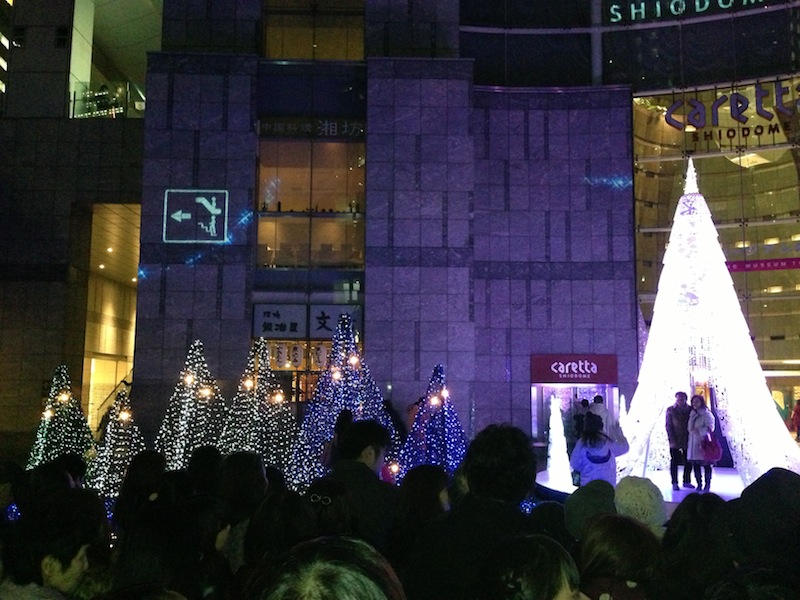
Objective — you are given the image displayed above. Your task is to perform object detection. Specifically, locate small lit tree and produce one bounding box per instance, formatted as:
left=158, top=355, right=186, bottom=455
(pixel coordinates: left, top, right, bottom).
left=86, top=389, right=146, bottom=497
left=155, top=340, right=226, bottom=471
left=286, top=314, right=401, bottom=491
left=27, top=365, right=95, bottom=470
left=219, top=338, right=298, bottom=471
left=398, top=364, right=467, bottom=480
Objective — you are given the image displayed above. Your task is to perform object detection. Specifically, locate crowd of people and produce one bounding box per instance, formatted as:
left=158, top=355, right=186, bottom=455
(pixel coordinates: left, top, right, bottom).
left=1, top=413, right=799, bottom=600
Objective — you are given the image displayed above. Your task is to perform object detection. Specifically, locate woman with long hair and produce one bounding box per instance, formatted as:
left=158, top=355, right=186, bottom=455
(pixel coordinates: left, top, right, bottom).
left=687, top=394, right=716, bottom=492
left=569, top=413, right=629, bottom=487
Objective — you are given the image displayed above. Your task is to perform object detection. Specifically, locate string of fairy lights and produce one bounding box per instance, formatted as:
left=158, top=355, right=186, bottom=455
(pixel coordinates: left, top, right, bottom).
left=26, top=318, right=470, bottom=501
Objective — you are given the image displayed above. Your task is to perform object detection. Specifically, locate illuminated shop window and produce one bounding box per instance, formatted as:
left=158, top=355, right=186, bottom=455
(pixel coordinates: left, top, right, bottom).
left=264, top=0, right=364, bottom=60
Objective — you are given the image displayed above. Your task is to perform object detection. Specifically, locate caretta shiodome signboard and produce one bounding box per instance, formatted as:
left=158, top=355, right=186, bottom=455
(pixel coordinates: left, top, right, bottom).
left=531, top=354, right=618, bottom=384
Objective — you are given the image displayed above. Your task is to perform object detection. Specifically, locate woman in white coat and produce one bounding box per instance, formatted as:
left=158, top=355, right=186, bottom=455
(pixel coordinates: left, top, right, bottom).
left=686, top=394, right=716, bottom=492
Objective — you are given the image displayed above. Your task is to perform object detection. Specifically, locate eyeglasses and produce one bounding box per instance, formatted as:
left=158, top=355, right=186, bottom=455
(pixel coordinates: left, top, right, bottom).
left=309, top=494, right=332, bottom=506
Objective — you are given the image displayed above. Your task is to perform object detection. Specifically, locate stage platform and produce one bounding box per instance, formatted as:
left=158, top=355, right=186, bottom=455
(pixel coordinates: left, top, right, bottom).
left=536, top=466, right=745, bottom=514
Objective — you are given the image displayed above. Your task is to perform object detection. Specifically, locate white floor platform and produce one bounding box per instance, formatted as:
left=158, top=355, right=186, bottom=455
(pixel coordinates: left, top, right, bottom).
left=537, top=466, right=745, bottom=513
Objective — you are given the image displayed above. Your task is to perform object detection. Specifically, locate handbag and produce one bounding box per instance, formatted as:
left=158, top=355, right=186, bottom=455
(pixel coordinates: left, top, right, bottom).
left=700, top=433, right=722, bottom=463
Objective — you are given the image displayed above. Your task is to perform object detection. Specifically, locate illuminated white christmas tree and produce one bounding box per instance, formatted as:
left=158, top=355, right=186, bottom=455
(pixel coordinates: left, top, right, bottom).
left=155, top=340, right=226, bottom=471
left=219, top=338, right=298, bottom=471
left=547, top=395, right=573, bottom=487
left=620, top=160, right=800, bottom=485
left=27, top=365, right=95, bottom=470
left=285, top=314, right=402, bottom=491
left=86, top=389, right=146, bottom=497
left=397, top=364, right=467, bottom=480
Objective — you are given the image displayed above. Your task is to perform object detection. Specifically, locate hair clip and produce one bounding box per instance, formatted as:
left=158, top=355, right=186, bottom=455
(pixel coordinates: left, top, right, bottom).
left=309, top=493, right=332, bottom=506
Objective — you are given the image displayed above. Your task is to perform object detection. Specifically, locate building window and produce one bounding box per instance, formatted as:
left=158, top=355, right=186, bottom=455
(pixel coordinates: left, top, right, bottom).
left=257, top=138, right=365, bottom=269
left=264, top=0, right=364, bottom=60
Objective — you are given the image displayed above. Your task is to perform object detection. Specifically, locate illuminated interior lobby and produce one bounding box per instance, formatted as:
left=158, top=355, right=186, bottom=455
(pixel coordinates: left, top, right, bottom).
left=1, top=0, right=799, bottom=464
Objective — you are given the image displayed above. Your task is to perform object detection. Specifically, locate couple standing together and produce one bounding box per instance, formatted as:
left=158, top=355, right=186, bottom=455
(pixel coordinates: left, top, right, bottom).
left=666, top=391, right=716, bottom=492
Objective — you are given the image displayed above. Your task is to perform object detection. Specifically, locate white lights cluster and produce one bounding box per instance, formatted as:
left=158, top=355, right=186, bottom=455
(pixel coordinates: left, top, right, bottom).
left=218, top=338, right=298, bottom=471
left=620, top=160, right=800, bottom=485
left=27, top=365, right=95, bottom=470
left=86, top=388, right=145, bottom=497
left=285, top=314, right=401, bottom=492
left=396, top=364, right=468, bottom=481
left=155, top=340, right=226, bottom=471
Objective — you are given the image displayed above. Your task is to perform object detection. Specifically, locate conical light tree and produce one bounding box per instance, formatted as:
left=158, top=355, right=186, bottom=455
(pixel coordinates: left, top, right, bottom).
left=547, top=394, right=573, bottom=487
left=27, top=365, right=95, bottom=470
left=286, top=313, right=401, bottom=491
left=155, top=340, right=226, bottom=471
left=86, top=389, right=146, bottom=497
left=397, top=364, right=467, bottom=480
left=219, top=338, right=298, bottom=471
left=620, top=160, right=800, bottom=485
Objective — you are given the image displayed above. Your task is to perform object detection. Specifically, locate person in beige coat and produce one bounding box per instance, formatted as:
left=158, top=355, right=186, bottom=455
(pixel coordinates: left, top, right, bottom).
left=686, top=394, right=716, bottom=492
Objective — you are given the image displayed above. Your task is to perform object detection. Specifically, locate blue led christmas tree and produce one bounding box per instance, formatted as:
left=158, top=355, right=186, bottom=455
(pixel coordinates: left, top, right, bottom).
left=155, top=340, right=226, bottom=471
left=285, top=314, right=401, bottom=491
left=219, top=338, right=298, bottom=471
left=27, top=365, right=95, bottom=470
left=86, top=388, right=146, bottom=497
left=397, top=364, right=467, bottom=480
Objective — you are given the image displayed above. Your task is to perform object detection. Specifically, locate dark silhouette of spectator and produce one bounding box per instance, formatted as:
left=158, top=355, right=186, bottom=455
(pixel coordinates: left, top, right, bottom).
left=113, top=450, right=167, bottom=534
left=386, top=464, right=449, bottom=581
left=187, top=445, right=222, bottom=496
left=578, top=513, right=663, bottom=600
left=405, top=423, right=539, bottom=600
left=330, top=419, right=398, bottom=554
left=0, top=488, right=106, bottom=598
left=264, top=465, right=287, bottom=492
left=307, top=476, right=357, bottom=537
left=217, top=451, right=269, bottom=574
left=563, top=479, right=617, bottom=543
left=720, top=467, right=800, bottom=571
left=704, top=566, right=800, bottom=600
left=475, top=534, right=582, bottom=600
left=528, top=501, right=576, bottom=558
left=258, top=536, right=406, bottom=600
left=237, top=488, right=317, bottom=598
left=321, top=409, right=354, bottom=469
left=660, top=491, right=732, bottom=600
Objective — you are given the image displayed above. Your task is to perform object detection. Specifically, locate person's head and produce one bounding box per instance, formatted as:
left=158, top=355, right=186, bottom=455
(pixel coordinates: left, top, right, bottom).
left=564, top=479, right=617, bottom=541
left=307, top=476, right=356, bottom=537
left=53, top=453, right=87, bottom=488
left=579, top=514, right=663, bottom=588
left=186, top=445, right=222, bottom=496
left=219, top=451, right=268, bottom=524
left=691, top=394, right=706, bottom=409
left=475, top=534, right=584, bottom=600
left=580, top=413, right=606, bottom=447
left=398, top=464, right=450, bottom=525
left=660, top=492, right=732, bottom=599
left=592, top=395, right=604, bottom=405
left=674, top=391, right=687, bottom=406
left=335, top=409, right=354, bottom=436
left=705, top=566, right=800, bottom=600
left=3, top=488, right=105, bottom=594
left=338, top=420, right=390, bottom=474
left=260, top=536, right=406, bottom=600
left=244, top=488, right=316, bottom=567
left=614, top=476, right=667, bottom=538
left=463, top=424, right=536, bottom=505
left=113, top=450, right=167, bottom=531
left=580, top=398, right=590, bottom=409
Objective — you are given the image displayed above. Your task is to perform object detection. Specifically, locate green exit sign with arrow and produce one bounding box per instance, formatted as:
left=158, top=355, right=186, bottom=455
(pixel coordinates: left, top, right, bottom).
left=162, top=189, right=229, bottom=243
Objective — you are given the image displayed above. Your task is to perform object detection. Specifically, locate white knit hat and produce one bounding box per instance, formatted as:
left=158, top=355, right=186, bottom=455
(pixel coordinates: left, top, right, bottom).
left=614, top=475, right=667, bottom=538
